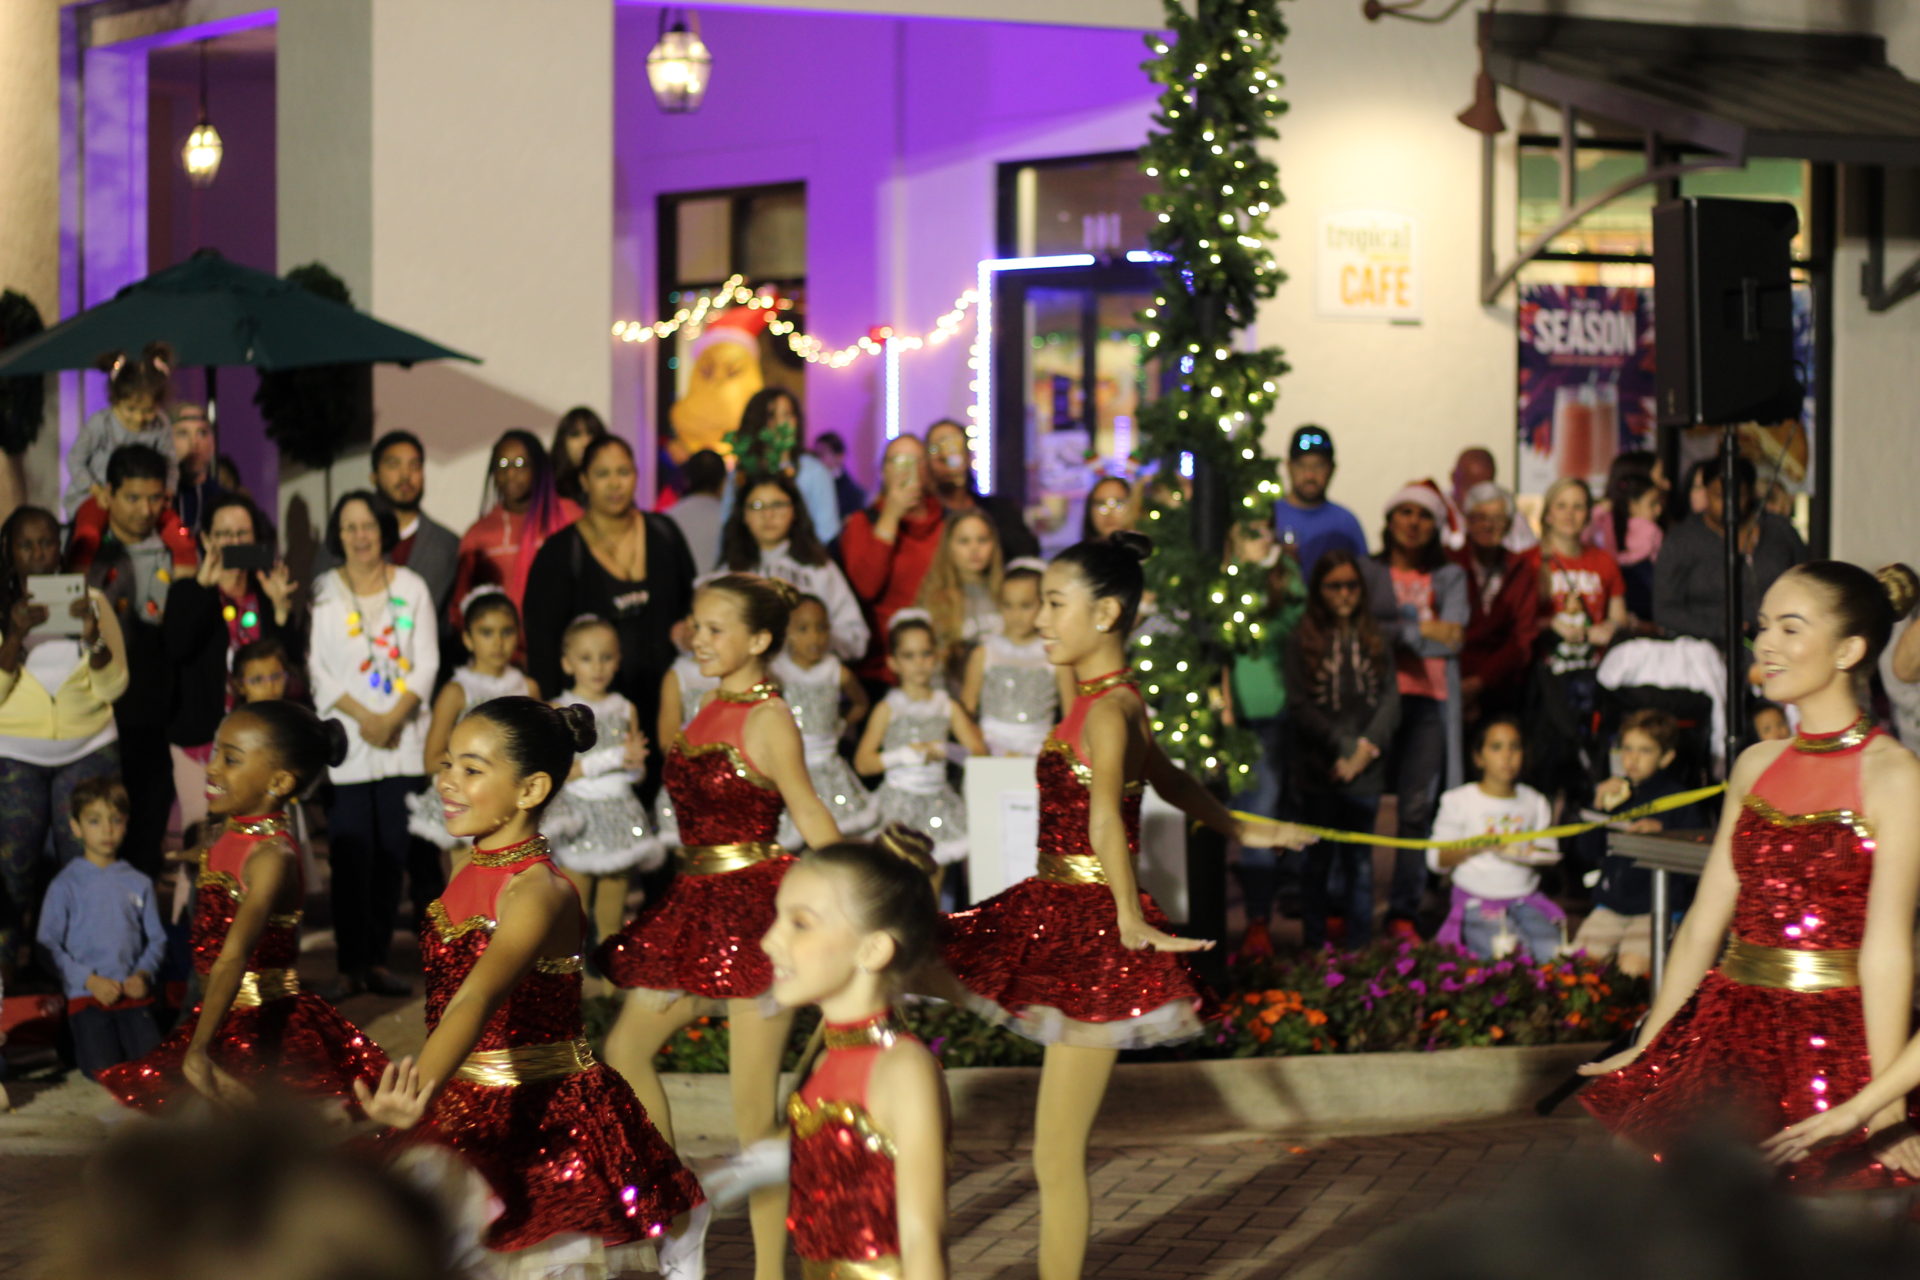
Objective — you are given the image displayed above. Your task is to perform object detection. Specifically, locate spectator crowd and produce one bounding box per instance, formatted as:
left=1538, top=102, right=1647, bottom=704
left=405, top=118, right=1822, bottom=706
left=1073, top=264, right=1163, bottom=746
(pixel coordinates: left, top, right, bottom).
left=5, top=342, right=1887, bottom=1087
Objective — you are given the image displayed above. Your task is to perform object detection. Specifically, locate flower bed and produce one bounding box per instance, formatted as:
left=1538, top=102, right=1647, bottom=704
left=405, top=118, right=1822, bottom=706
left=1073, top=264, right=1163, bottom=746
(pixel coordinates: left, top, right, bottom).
left=583, top=942, right=1647, bottom=1073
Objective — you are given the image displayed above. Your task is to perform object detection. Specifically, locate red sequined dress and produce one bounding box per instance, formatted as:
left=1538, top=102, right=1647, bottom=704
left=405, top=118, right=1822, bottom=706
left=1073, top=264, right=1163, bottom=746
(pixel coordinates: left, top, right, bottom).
left=1580, top=721, right=1916, bottom=1189
left=385, top=836, right=703, bottom=1260
left=942, top=671, right=1214, bottom=1049
left=595, top=684, right=794, bottom=1006
left=788, top=1012, right=929, bottom=1277
left=98, top=815, right=387, bottom=1113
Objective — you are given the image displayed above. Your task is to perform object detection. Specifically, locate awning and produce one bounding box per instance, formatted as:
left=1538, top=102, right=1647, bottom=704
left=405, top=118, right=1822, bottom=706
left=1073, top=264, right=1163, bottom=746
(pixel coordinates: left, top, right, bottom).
left=1485, top=14, right=1920, bottom=167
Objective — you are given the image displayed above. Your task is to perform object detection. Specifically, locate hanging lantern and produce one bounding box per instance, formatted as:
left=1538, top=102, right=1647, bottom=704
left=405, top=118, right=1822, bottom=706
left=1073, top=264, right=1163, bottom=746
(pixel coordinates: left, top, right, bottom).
left=182, top=39, right=223, bottom=187
left=646, top=9, right=712, bottom=114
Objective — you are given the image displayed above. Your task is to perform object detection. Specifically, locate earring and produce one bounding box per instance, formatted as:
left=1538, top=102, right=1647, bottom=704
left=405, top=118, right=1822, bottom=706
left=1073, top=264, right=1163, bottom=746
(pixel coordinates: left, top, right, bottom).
left=1096, top=622, right=1110, bottom=633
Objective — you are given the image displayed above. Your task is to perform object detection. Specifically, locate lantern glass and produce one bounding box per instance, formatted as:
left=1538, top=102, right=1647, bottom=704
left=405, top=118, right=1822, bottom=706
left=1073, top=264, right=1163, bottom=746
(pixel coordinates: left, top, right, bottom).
left=183, top=120, right=223, bottom=187
left=647, top=25, right=712, bottom=114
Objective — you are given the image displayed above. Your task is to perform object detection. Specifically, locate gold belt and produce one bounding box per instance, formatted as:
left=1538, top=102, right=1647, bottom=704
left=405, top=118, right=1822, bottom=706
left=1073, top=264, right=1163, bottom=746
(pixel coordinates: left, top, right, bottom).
left=1719, top=936, right=1860, bottom=992
left=453, top=1038, right=597, bottom=1087
left=232, top=968, right=301, bottom=1008
left=800, top=1258, right=901, bottom=1280
left=677, top=841, right=784, bottom=875
left=1037, top=852, right=1108, bottom=887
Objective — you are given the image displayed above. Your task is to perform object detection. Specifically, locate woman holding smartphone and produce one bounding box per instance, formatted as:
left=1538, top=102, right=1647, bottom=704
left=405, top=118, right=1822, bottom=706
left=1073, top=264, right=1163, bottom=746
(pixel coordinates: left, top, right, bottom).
left=163, top=493, right=301, bottom=844
left=0, top=505, right=128, bottom=983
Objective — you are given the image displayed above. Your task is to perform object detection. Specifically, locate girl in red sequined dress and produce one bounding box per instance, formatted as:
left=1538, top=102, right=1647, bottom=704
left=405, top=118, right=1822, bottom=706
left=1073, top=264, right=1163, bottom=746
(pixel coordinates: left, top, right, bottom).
left=595, top=574, right=843, bottom=1280
left=759, top=826, right=949, bottom=1280
left=941, top=533, right=1310, bottom=1280
left=356, top=697, right=705, bottom=1280
left=98, top=702, right=388, bottom=1112
left=1580, top=563, right=1920, bottom=1189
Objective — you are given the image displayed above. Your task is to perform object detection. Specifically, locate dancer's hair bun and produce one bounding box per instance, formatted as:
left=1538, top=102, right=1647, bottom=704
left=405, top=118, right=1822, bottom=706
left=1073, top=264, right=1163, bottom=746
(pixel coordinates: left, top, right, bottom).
left=556, top=702, right=598, bottom=754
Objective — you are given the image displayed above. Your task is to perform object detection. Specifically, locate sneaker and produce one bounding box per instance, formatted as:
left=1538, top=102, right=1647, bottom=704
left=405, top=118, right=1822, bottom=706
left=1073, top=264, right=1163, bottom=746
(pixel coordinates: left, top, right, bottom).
left=1238, top=921, right=1274, bottom=959
left=659, top=1201, right=711, bottom=1280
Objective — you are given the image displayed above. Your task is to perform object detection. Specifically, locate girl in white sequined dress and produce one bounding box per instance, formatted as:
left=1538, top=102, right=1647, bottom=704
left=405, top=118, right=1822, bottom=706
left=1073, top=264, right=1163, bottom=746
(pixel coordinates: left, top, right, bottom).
left=770, top=594, right=875, bottom=844
left=544, top=616, right=663, bottom=956
left=963, top=558, right=1075, bottom=757
left=406, top=590, right=538, bottom=851
left=854, top=611, right=986, bottom=867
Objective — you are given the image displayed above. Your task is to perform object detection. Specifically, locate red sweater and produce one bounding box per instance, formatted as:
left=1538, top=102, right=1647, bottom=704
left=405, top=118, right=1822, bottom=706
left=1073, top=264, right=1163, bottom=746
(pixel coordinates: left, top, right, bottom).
left=1450, top=545, right=1540, bottom=702
left=839, top=493, right=945, bottom=680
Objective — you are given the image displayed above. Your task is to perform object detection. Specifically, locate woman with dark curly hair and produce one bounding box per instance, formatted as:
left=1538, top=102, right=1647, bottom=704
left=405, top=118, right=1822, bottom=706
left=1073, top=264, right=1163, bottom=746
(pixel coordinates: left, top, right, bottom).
left=450, top=429, right=579, bottom=631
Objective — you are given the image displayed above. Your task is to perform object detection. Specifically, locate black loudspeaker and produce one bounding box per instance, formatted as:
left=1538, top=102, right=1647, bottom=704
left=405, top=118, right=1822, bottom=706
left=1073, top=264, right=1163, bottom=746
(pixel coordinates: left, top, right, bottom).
left=1652, top=197, right=1801, bottom=428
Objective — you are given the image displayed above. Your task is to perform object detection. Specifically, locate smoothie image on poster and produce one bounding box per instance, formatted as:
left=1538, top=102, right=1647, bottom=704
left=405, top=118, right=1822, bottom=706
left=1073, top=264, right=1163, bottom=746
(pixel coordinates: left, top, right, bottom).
left=1519, top=285, right=1654, bottom=496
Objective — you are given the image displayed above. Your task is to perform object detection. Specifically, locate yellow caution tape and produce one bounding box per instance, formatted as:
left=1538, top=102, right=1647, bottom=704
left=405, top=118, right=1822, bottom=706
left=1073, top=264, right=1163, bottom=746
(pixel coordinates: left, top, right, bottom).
left=1233, top=783, right=1727, bottom=852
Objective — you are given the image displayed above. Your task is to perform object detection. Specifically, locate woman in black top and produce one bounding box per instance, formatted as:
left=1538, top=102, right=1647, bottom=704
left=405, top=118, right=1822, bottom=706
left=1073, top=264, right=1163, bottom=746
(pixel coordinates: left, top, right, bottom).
left=523, top=435, right=695, bottom=786
left=163, top=493, right=300, bottom=842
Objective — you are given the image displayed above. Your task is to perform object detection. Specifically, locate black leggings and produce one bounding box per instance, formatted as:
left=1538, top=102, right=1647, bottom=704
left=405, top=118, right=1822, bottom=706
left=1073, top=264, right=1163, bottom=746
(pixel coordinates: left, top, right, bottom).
left=327, top=776, right=421, bottom=975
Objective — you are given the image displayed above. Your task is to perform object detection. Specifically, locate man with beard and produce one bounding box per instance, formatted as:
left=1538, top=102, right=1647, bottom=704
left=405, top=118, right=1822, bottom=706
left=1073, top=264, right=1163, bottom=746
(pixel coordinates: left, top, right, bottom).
left=313, top=431, right=459, bottom=630
left=1272, top=425, right=1368, bottom=578
left=922, top=418, right=1038, bottom=559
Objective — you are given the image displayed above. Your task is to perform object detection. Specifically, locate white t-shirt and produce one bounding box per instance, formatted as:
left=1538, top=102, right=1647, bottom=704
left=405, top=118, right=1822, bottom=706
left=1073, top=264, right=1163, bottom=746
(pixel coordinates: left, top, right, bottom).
left=1425, top=781, right=1553, bottom=901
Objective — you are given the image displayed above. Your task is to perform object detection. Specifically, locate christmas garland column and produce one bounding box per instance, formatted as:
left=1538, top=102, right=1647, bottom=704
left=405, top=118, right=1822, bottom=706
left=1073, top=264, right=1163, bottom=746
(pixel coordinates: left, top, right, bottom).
left=1135, top=0, right=1290, bottom=784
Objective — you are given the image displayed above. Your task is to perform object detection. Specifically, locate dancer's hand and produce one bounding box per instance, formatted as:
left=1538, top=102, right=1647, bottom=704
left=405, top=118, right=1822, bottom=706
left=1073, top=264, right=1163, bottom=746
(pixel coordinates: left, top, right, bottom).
left=1117, top=915, right=1213, bottom=953
left=1238, top=818, right=1313, bottom=851
left=183, top=1048, right=254, bottom=1105
left=1577, top=1043, right=1644, bottom=1077
left=1762, top=1097, right=1873, bottom=1165
left=1873, top=1123, right=1920, bottom=1176
left=353, top=1057, right=433, bottom=1129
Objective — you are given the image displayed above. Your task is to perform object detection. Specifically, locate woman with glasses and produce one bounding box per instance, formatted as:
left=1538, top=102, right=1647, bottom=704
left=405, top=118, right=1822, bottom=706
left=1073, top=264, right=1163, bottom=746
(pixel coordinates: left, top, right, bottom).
left=1285, top=549, right=1400, bottom=950
left=720, top=471, right=869, bottom=662
left=718, top=388, right=841, bottom=546
left=1080, top=475, right=1137, bottom=542
left=450, top=430, right=579, bottom=634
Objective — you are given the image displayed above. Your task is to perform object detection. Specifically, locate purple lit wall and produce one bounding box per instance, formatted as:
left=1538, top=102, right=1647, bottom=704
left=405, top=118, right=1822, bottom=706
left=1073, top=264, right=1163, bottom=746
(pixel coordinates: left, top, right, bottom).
left=613, top=5, right=1156, bottom=500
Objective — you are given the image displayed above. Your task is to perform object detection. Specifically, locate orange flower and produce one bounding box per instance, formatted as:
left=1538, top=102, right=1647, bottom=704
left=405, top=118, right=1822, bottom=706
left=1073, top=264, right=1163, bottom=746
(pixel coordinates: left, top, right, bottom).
left=1490, top=1026, right=1505, bottom=1040
left=1304, top=1009, right=1328, bottom=1027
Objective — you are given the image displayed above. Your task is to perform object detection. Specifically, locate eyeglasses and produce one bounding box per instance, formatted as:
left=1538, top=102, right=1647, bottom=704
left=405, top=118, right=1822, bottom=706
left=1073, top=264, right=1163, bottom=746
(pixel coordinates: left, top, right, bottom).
left=746, top=499, right=792, bottom=513
left=1323, top=579, right=1362, bottom=593
left=495, top=456, right=529, bottom=470
left=885, top=456, right=921, bottom=473
left=1091, top=499, right=1130, bottom=514
left=933, top=450, right=968, bottom=464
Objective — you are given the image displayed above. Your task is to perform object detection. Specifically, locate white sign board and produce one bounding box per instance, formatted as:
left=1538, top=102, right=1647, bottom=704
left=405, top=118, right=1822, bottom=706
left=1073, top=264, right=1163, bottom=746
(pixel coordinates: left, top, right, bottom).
left=963, top=755, right=1189, bottom=919
left=1315, top=209, right=1420, bottom=322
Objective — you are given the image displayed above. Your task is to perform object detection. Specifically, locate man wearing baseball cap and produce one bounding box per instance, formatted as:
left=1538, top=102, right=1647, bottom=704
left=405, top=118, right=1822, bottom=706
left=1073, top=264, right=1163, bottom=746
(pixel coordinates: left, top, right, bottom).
left=1273, top=424, right=1369, bottom=579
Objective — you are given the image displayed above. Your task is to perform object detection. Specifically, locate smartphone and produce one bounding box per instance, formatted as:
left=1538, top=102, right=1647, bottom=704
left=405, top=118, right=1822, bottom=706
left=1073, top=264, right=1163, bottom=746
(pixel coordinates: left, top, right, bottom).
left=221, top=544, right=275, bottom=573
left=24, top=574, right=86, bottom=637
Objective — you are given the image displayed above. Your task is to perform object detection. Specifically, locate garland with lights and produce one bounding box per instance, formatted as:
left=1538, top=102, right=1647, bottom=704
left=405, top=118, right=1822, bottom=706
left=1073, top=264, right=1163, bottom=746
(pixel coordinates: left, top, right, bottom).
left=1132, top=0, right=1290, bottom=785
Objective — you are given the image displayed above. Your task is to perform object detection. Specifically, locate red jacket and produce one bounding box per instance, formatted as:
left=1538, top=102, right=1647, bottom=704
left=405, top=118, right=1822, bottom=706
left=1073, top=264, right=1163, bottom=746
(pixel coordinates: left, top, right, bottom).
left=1450, top=544, right=1539, bottom=704
left=839, top=493, right=945, bottom=681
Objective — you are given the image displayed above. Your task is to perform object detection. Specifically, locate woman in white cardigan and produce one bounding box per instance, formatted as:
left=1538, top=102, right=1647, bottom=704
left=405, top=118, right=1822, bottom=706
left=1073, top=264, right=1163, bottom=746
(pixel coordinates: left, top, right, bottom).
left=308, top=491, right=439, bottom=999
left=718, top=470, right=869, bottom=661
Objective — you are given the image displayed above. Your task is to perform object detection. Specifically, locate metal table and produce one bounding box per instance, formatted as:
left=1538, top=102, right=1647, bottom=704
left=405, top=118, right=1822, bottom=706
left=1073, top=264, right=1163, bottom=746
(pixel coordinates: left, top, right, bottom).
left=1606, top=828, right=1714, bottom=989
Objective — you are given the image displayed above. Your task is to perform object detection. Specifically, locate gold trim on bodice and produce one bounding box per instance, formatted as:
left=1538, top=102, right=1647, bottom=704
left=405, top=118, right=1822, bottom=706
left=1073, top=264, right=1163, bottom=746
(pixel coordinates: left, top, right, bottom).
left=822, top=1014, right=904, bottom=1052
left=1792, top=714, right=1874, bottom=754
left=532, top=954, right=584, bottom=975
left=1039, top=737, right=1143, bottom=795
left=223, top=813, right=288, bottom=837
left=1074, top=669, right=1135, bottom=698
left=426, top=898, right=495, bottom=942
left=1719, top=936, right=1860, bottom=992
left=799, top=1259, right=902, bottom=1280
left=1742, top=793, right=1875, bottom=839
left=232, top=968, right=302, bottom=1007
left=1037, top=852, right=1110, bottom=887
left=196, top=855, right=301, bottom=928
left=677, top=841, right=785, bottom=875
left=788, top=1094, right=898, bottom=1160
left=715, top=681, right=782, bottom=704
left=674, top=733, right=776, bottom=790
left=453, top=1037, right=597, bottom=1087
left=469, top=834, right=552, bottom=868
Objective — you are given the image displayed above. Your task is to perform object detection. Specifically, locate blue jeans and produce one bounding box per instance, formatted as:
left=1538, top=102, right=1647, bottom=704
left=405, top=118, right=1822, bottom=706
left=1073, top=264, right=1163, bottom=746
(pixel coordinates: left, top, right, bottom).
left=1300, top=790, right=1378, bottom=949
left=1230, top=716, right=1288, bottom=924
left=1458, top=897, right=1562, bottom=961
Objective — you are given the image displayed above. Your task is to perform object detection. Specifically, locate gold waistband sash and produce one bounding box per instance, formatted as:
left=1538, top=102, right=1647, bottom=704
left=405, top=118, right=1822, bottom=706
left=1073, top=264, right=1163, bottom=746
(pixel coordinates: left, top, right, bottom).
left=453, top=1038, right=597, bottom=1087
left=799, top=1258, right=902, bottom=1280
left=232, top=968, right=301, bottom=1008
left=677, top=842, right=784, bottom=875
left=1719, top=936, right=1860, bottom=992
left=1037, top=852, right=1109, bottom=887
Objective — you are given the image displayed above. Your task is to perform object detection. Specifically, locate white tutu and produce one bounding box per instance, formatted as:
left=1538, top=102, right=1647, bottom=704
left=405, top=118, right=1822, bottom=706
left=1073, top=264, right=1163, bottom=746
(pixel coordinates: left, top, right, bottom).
left=545, top=786, right=663, bottom=875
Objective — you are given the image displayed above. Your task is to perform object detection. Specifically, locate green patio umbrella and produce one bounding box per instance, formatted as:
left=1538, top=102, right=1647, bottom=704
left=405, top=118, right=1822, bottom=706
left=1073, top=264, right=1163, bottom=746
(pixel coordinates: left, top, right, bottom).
left=0, top=250, right=477, bottom=411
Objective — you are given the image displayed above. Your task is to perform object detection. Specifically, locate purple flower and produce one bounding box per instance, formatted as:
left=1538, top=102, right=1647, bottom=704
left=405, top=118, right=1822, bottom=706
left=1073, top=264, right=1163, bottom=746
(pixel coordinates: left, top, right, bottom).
left=1395, top=956, right=1417, bottom=977
left=1408, top=979, right=1427, bottom=996
left=1366, top=981, right=1391, bottom=1001
left=1436, top=962, right=1457, bottom=973
left=930, top=1037, right=948, bottom=1056
left=1324, top=971, right=1346, bottom=988
left=1490, top=993, right=1508, bottom=1007
left=1440, top=977, right=1461, bottom=992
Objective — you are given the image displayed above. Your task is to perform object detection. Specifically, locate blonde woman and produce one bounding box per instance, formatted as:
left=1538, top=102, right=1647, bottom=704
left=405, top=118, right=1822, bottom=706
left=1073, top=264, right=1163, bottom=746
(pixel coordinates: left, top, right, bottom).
left=915, top=508, right=1004, bottom=692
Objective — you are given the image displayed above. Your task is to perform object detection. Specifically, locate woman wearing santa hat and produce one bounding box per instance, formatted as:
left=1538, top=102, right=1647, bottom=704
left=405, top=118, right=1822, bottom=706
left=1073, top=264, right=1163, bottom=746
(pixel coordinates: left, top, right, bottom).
left=1374, top=480, right=1468, bottom=937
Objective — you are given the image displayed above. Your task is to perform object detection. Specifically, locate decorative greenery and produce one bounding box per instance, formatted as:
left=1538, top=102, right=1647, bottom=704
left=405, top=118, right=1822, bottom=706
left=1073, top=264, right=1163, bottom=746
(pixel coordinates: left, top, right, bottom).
left=253, top=263, right=367, bottom=471
left=585, top=943, right=1647, bottom=1071
left=0, top=290, right=48, bottom=456
left=1133, top=0, right=1292, bottom=782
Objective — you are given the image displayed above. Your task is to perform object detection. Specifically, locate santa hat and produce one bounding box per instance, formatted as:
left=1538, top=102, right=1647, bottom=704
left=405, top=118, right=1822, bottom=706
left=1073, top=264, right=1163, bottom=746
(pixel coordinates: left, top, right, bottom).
left=1383, top=479, right=1450, bottom=525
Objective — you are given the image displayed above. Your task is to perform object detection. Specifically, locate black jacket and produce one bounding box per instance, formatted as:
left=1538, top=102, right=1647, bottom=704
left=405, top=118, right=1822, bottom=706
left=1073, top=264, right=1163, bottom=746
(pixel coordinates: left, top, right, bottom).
left=162, top=578, right=301, bottom=748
